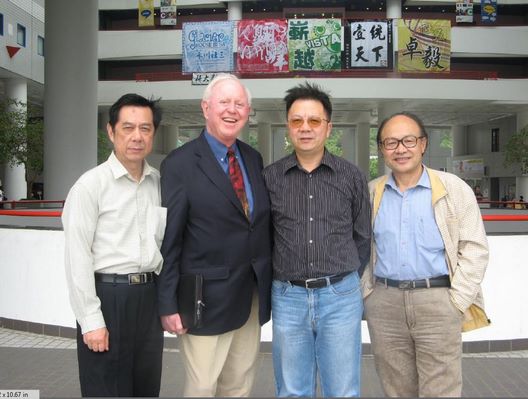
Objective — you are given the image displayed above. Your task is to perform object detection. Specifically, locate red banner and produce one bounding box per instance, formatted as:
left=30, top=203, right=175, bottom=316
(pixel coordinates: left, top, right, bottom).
left=237, top=19, right=288, bottom=73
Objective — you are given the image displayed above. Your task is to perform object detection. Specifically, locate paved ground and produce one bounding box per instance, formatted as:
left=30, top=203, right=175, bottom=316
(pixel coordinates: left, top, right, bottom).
left=1, top=328, right=528, bottom=397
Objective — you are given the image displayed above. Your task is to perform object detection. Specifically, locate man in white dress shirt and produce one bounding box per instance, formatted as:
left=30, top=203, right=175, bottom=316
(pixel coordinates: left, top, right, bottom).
left=62, top=93, right=166, bottom=397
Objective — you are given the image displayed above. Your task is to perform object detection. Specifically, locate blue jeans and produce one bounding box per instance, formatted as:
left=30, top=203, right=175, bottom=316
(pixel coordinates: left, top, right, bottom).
left=272, top=271, right=363, bottom=397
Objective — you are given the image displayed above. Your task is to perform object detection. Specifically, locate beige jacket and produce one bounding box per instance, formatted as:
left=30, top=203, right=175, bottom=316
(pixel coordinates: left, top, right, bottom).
left=361, top=167, right=490, bottom=332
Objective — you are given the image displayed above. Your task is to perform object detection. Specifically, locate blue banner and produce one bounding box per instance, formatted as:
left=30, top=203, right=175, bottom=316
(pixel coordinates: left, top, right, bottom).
left=182, top=21, right=234, bottom=73
left=481, top=0, right=497, bottom=24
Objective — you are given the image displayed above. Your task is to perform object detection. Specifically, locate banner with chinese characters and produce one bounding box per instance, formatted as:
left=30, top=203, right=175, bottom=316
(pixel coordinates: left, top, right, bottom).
left=481, top=0, right=497, bottom=24
left=348, top=21, right=391, bottom=68
left=160, top=0, right=177, bottom=26
left=456, top=0, right=473, bottom=23
left=182, top=21, right=234, bottom=73
left=138, top=0, right=155, bottom=27
left=288, top=19, right=342, bottom=71
left=237, top=19, right=288, bottom=73
left=397, top=19, right=451, bottom=73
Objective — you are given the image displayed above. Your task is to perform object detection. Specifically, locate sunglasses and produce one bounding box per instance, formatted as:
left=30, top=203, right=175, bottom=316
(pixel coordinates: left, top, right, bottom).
left=288, top=116, right=330, bottom=129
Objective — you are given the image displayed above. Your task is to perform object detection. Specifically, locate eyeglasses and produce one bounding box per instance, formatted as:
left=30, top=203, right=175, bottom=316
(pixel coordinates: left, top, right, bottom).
left=288, top=116, right=329, bottom=129
left=379, top=135, right=425, bottom=150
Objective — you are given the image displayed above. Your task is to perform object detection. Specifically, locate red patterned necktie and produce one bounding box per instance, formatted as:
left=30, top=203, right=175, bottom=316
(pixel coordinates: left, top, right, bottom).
left=227, top=147, right=250, bottom=219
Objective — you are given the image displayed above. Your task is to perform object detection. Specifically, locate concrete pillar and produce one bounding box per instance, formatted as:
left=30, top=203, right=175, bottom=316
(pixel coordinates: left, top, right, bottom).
left=98, top=112, right=107, bottom=131
left=517, top=108, right=528, bottom=131
left=163, top=125, right=180, bottom=154
left=341, top=127, right=355, bottom=164
left=240, top=123, right=250, bottom=144
left=516, top=176, right=528, bottom=202
left=257, top=122, right=272, bottom=166
left=273, top=128, right=287, bottom=163
left=152, top=124, right=164, bottom=154
left=387, top=0, right=402, bottom=19
left=451, top=125, right=467, bottom=157
left=4, top=79, right=28, bottom=200
left=356, top=122, right=371, bottom=178
left=387, top=0, right=402, bottom=65
left=227, top=1, right=243, bottom=20
left=43, top=0, right=98, bottom=200
left=377, top=101, right=403, bottom=176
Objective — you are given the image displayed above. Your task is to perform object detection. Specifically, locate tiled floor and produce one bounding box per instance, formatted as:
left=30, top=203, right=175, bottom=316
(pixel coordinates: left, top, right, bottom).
left=2, top=327, right=528, bottom=397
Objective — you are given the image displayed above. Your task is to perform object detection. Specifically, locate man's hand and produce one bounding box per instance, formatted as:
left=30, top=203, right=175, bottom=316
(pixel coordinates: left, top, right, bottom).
left=161, top=313, right=187, bottom=335
left=83, top=327, right=109, bottom=352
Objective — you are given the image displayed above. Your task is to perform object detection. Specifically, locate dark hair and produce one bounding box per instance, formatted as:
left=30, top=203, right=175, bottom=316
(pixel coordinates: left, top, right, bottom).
left=377, top=111, right=428, bottom=151
left=284, top=82, right=332, bottom=120
left=108, top=93, right=162, bottom=130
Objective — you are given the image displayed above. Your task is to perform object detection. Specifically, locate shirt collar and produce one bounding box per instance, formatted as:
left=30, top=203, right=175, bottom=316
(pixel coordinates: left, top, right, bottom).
left=282, top=149, right=337, bottom=175
left=108, top=151, right=156, bottom=182
left=386, top=164, right=430, bottom=191
left=204, top=129, right=240, bottom=161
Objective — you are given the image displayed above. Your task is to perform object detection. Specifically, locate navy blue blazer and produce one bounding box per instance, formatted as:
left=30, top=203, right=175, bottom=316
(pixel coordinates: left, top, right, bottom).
left=157, top=132, right=272, bottom=335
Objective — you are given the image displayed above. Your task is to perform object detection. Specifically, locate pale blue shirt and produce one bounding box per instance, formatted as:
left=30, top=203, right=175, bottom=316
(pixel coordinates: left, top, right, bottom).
left=204, top=130, right=254, bottom=217
left=373, top=167, right=448, bottom=280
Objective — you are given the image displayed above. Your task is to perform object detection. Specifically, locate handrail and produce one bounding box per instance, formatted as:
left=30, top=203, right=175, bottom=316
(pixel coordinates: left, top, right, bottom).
left=1, top=209, right=528, bottom=221
left=0, top=200, right=65, bottom=209
left=482, top=215, right=528, bottom=222
left=0, top=210, right=62, bottom=217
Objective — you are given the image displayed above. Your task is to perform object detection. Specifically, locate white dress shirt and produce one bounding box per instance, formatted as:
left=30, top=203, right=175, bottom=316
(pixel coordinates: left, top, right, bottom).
left=62, top=152, right=166, bottom=333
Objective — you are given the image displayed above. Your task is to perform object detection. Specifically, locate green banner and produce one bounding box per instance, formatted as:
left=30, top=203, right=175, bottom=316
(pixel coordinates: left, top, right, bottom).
left=288, top=19, right=342, bottom=71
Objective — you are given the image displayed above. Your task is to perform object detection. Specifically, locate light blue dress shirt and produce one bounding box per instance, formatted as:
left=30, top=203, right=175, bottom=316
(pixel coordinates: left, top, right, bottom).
left=204, top=130, right=254, bottom=217
left=373, top=167, right=448, bottom=280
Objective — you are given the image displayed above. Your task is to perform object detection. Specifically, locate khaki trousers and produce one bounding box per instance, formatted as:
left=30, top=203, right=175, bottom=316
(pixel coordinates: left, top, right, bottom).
left=180, top=292, right=260, bottom=397
left=365, top=283, right=463, bottom=397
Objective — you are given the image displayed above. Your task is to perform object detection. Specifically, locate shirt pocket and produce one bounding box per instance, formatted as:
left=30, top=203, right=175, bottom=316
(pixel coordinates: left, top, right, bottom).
left=418, top=217, right=445, bottom=252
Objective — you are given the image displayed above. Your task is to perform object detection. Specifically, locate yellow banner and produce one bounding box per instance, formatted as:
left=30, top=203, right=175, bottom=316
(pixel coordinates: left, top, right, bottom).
left=397, top=19, right=451, bottom=73
left=138, top=0, right=155, bottom=27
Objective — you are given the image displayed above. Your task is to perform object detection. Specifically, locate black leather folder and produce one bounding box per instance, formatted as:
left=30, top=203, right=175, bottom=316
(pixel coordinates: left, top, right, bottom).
left=177, top=274, right=205, bottom=329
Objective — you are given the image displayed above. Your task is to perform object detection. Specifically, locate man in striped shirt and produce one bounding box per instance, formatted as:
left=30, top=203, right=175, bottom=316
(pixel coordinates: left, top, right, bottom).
left=262, top=82, right=371, bottom=397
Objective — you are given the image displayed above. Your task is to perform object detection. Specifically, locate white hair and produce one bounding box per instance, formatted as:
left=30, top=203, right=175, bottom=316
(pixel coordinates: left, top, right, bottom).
left=201, top=73, right=252, bottom=106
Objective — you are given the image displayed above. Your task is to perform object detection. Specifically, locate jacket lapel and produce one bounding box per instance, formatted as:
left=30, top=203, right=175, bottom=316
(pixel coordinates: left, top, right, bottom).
left=195, top=133, right=247, bottom=217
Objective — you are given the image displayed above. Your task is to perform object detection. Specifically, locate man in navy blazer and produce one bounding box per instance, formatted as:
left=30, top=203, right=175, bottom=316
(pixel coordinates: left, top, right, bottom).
left=157, top=74, right=272, bottom=397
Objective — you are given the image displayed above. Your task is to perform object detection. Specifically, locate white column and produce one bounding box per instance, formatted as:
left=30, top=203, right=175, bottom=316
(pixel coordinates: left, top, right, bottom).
left=356, top=122, right=371, bottom=178
left=240, top=124, right=250, bottom=144
left=516, top=177, right=528, bottom=202
left=273, top=128, right=287, bottom=163
left=4, top=79, right=28, bottom=200
left=152, top=124, right=164, bottom=154
left=163, top=125, right=180, bottom=154
left=377, top=101, right=403, bottom=176
left=43, top=0, right=98, bottom=200
left=451, top=125, right=467, bottom=157
left=257, top=122, right=272, bottom=166
left=341, top=127, right=355, bottom=163
left=227, top=1, right=243, bottom=20
left=387, top=0, right=402, bottom=19
left=98, top=112, right=107, bottom=131
left=517, top=108, right=528, bottom=131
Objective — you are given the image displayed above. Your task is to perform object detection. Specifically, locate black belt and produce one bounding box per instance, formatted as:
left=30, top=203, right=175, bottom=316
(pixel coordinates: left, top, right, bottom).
left=95, top=272, right=154, bottom=285
left=290, top=272, right=350, bottom=289
left=376, top=275, right=450, bottom=290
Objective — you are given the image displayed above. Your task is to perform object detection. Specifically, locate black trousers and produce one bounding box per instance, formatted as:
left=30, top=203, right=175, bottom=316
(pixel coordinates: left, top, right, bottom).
left=77, top=280, right=164, bottom=397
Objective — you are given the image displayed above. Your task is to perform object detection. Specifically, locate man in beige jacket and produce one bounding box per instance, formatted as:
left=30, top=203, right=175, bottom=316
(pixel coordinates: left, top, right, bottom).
left=362, top=112, right=489, bottom=397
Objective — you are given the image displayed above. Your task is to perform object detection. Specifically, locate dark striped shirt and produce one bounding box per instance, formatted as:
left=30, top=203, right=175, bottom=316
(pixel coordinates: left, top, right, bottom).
left=262, top=150, right=371, bottom=281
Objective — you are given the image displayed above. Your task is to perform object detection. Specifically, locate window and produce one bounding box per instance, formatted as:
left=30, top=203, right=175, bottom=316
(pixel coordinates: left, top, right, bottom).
left=491, top=128, right=499, bottom=152
left=37, top=36, right=44, bottom=56
left=17, top=24, right=26, bottom=47
left=0, top=14, right=4, bottom=36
